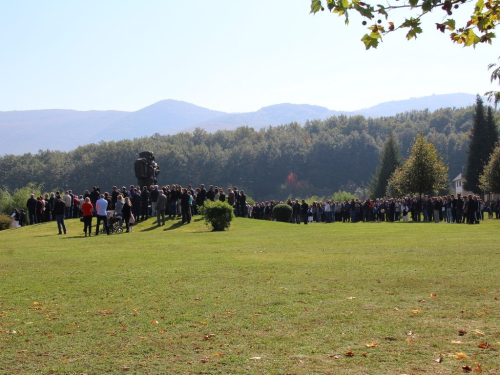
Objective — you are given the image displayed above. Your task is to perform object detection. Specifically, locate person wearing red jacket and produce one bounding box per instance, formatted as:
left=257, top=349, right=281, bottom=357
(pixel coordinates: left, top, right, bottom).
left=81, top=197, right=94, bottom=237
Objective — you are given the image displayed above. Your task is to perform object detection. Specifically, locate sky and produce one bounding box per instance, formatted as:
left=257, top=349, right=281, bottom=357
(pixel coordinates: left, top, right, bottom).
left=0, top=0, right=498, bottom=113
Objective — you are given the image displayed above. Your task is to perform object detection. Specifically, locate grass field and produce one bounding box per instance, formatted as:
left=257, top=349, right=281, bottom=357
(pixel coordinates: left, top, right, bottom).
left=0, top=216, right=499, bottom=374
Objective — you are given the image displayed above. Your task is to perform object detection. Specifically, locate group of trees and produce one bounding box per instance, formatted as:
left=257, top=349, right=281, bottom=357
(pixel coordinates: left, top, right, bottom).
left=370, top=96, right=499, bottom=198
left=0, top=105, right=491, bottom=204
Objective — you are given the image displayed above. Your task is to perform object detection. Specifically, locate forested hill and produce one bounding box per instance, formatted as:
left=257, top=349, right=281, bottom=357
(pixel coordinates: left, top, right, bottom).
left=0, top=106, right=483, bottom=202
left=0, top=93, right=478, bottom=155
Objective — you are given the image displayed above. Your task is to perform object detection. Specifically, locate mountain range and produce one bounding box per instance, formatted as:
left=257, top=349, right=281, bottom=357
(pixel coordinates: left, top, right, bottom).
left=0, top=93, right=480, bottom=155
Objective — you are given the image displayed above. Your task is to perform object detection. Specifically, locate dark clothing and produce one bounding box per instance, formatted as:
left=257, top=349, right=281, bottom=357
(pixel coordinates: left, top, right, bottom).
left=27, top=197, right=37, bottom=225
left=206, top=189, right=215, bottom=202
left=122, top=203, right=132, bottom=231
left=180, top=192, right=191, bottom=224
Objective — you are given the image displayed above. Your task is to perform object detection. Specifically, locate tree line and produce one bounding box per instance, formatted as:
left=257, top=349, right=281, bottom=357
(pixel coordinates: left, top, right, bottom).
left=0, top=105, right=491, bottom=203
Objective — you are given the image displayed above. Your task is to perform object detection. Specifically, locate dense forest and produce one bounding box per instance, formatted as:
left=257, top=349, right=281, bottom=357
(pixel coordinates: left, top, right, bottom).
left=0, top=106, right=483, bottom=202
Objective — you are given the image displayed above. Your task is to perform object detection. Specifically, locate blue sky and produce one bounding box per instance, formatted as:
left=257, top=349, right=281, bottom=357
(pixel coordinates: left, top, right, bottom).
left=0, top=0, right=497, bottom=113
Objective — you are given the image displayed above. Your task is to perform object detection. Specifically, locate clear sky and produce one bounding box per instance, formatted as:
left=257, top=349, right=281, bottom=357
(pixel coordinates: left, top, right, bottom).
left=0, top=0, right=497, bottom=113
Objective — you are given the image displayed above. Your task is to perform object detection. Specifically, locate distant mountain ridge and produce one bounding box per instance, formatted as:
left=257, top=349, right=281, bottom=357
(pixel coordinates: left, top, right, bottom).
left=0, top=93, right=479, bottom=155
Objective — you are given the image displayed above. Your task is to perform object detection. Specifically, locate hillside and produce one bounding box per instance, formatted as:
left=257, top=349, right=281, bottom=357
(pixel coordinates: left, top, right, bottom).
left=0, top=94, right=479, bottom=155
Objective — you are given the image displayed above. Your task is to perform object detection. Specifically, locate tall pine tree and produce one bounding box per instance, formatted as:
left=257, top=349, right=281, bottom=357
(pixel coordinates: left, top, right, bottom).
left=369, top=133, right=402, bottom=198
left=464, top=96, right=499, bottom=194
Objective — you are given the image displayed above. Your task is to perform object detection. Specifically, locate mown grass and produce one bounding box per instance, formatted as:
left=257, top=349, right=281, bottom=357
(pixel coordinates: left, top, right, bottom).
left=0, top=217, right=499, bottom=374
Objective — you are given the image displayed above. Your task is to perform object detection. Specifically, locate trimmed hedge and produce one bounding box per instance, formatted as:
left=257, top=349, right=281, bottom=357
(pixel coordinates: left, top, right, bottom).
left=273, top=204, right=292, bottom=223
left=199, top=200, right=235, bottom=231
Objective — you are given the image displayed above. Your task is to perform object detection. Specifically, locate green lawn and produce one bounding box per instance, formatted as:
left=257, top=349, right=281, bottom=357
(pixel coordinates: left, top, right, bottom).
left=1, top=217, right=499, bottom=374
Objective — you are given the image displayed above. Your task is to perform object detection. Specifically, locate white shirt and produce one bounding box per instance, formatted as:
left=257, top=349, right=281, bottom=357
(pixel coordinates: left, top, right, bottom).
left=96, top=198, right=108, bottom=216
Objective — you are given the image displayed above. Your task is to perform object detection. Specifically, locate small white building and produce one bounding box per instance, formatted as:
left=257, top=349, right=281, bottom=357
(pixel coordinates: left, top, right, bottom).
left=453, top=173, right=473, bottom=197
left=453, top=172, right=499, bottom=202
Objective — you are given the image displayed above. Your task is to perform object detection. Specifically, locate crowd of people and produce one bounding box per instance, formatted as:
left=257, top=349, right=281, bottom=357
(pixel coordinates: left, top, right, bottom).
left=11, top=183, right=500, bottom=235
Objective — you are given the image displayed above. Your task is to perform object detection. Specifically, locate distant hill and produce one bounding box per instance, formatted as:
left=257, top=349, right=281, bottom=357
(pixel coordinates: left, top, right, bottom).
left=0, top=94, right=480, bottom=155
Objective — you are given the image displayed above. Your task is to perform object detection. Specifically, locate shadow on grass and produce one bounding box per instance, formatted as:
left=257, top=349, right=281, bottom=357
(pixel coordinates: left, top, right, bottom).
left=163, top=221, right=185, bottom=231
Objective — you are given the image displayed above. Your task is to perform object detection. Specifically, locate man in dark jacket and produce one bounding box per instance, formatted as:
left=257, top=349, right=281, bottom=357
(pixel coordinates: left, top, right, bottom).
left=180, top=188, right=191, bottom=224
left=53, top=194, right=67, bottom=234
left=140, top=186, right=150, bottom=221
left=26, top=194, right=38, bottom=225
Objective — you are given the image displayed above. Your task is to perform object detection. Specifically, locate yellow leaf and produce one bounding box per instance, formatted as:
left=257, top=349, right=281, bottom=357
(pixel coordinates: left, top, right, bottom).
left=451, top=340, right=462, bottom=344
left=365, top=342, right=379, bottom=348
left=455, top=352, right=468, bottom=359
left=412, top=310, right=420, bottom=314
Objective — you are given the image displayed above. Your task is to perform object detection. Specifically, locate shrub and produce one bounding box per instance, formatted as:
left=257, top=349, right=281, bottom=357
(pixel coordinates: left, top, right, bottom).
left=0, top=214, right=13, bottom=231
left=273, top=204, right=292, bottom=223
left=199, top=201, right=235, bottom=231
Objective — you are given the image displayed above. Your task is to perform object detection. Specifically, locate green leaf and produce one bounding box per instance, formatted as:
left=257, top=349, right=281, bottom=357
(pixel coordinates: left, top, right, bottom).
left=464, top=28, right=481, bottom=46
left=444, top=19, right=456, bottom=31
left=422, top=0, right=433, bottom=11
left=407, top=25, right=423, bottom=40
left=361, top=33, right=380, bottom=49
left=341, top=0, right=350, bottom=8
left=310, top=0, right=323, bottom=14
left=377, top=4, right=388, bottom=18
left=354, top=3, right=374, bottom=18
left=409, top=0, right=419, bottom=7
left=474, top=0, right=485, bottom=13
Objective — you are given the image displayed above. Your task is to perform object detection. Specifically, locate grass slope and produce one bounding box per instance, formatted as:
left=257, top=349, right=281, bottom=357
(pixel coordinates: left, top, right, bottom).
left=0, top=217, right=499, bottom=374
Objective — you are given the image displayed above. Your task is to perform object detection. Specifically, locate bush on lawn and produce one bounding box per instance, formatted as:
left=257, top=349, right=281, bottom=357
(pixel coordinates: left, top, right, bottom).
left=273, top=204, right=292, bottom=223
left=0, top=214, right=13, bottom=231
left=199, top=200, right=235, bottom=231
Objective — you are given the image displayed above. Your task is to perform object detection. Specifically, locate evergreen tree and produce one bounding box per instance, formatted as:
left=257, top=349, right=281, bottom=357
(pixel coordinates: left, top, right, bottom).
left=464, top=96, right=499, bottom=194
left=388, top=134, right=448, bottom=197
left=369, top=133, right=402, bottom=198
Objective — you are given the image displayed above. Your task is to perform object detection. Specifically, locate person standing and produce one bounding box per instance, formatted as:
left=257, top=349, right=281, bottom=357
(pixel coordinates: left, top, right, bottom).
left=81, top=197, right=93, bottom=237
left=301, top=200, right=309, bottom=224
left=53, top=193, right=67, bottom=235
left=180, top=188, right=191, bottom=224
left=150, top=185, right=159, bottom=217
left=26, top=193, right=38, bottom=225
left=122, top=197, right=133, bottom=233
left=239, top=190, right=246, bottom=217
left=62, top=191, right=72, bottom=219
left=95, top=194, right=110, bottom=235
left=156, top=190, right=167, bottom=226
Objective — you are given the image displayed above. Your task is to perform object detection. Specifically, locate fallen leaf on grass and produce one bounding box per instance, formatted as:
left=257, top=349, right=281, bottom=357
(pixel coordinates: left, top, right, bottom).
left=122, top=367, right=130, bottom=371
left=345, top=351, right=354, bottom=356
left=452, top=340, right=462, bottom=344
left=434, top=354, right=443, bottom=363
left=151, top=320, right=158, bottom=324
left=347, top=297, right=356, bottom=300
left=418, top=299, right=426, bottom=303
left=200, top=357, right=209, bottom=363
left=362, top=352, right=368, bottom=356
left=473, top=330, right=485, bottom=336
left=412, top=310, right=420, bottom=314
left=458, top=330, right=467, bottom=336
left=455, top=352, right=468, bottom=359
left=462, top=365, right=472, bottom=372
left=328, top=354, right=341, bottom=359
left=365, top=342, right=379, bottom=348
left=474, top=363, right=482, bottom=373
left=477, top=343, right=490, bottom=349
left=249, top=357, right=261, bottom=360
left=431, top=293, right=437, bottom=297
